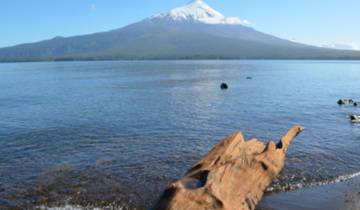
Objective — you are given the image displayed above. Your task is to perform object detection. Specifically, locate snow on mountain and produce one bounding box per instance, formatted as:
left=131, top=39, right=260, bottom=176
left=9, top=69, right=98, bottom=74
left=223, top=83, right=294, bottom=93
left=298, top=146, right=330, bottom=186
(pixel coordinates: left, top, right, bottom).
left=150, top=0, right=248, bottom=25
left=1, top=0, right=360, bottom=61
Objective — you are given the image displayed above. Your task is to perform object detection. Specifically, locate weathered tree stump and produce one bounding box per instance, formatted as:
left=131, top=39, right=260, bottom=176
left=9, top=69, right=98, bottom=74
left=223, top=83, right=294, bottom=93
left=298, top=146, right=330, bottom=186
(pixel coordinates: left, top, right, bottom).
left=152, top=125, right=304, bottom=210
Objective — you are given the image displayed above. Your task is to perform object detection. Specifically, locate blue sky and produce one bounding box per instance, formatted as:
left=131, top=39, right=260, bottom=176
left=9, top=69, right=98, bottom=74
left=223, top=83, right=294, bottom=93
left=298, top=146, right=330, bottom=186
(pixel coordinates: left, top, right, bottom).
left=1, top=0, right=359, bottom=50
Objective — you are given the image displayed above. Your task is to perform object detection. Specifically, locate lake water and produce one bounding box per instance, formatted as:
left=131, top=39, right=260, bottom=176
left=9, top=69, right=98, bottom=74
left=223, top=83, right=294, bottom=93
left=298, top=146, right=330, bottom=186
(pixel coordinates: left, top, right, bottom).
left=0, top=60, right=360, bottom=209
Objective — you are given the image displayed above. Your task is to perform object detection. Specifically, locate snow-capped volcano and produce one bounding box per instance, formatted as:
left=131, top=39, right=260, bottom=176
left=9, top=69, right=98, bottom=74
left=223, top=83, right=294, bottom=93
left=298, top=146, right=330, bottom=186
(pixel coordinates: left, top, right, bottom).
left=150, top=0, right=247, bottom=25
left=1, top=0, right=360, bottom=62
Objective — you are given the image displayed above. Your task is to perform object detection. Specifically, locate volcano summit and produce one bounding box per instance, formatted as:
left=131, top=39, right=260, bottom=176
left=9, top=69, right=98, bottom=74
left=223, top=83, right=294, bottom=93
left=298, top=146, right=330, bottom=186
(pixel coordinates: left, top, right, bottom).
left=1, top=0, right=360, bottom=61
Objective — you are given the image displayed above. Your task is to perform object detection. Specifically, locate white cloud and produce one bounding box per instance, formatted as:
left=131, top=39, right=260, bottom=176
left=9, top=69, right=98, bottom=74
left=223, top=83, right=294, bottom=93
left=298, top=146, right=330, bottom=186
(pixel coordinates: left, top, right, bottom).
left=241, top=19, right=252, bottom=25
left=320, top=42, right=360, bottom=51
left=90, top=3, right=96, bottom=11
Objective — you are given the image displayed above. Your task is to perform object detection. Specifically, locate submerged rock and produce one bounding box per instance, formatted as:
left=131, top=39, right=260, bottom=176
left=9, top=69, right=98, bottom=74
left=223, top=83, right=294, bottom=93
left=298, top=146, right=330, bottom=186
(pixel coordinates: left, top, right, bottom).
left=220, top=83, right=228, bottom=90
left=350, top=115, right=360, bottom=123
left=338, top=99, right=354, bottom=105
left=338, top=99, right=344, bottom=105
left=152, top=125, right=304, bottom=210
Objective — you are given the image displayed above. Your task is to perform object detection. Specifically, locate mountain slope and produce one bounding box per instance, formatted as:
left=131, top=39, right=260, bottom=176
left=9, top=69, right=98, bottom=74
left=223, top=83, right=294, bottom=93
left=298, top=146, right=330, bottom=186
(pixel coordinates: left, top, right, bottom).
left=1, top=0, right=360, bottom=62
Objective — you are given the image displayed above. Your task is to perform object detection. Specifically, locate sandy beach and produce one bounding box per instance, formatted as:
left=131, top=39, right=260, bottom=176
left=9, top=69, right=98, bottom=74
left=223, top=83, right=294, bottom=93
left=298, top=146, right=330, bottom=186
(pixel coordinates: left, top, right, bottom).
left=258, top=176, right=360, bottom=210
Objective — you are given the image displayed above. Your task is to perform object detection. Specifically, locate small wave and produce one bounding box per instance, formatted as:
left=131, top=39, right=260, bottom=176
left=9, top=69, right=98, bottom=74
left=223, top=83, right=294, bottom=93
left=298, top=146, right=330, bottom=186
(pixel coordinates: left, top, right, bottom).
left=330, top=171, right=360, bottom=183
left=38, top=205, right=101, bottom=210
left=305, top=171, right=360, bottom=188
left=37, top=204, right=136, bottom=210
left=268, top=171, right=360, bottom=192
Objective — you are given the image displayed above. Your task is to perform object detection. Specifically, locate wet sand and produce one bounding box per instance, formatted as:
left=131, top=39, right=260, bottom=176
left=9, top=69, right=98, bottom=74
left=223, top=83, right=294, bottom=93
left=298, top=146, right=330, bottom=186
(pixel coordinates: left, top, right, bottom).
left=257, top=176, right=360, bottom=210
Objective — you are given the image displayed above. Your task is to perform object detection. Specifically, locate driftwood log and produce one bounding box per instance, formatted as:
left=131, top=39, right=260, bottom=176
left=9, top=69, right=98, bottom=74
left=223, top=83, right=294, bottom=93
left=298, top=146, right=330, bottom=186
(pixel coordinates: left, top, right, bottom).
left=152, top=125, right=304, bottom=210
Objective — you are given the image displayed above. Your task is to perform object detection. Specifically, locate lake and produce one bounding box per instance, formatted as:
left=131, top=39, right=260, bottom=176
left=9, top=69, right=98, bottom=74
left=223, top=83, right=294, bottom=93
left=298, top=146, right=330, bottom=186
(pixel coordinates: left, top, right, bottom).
left=0, top=60, right=360, bottom=209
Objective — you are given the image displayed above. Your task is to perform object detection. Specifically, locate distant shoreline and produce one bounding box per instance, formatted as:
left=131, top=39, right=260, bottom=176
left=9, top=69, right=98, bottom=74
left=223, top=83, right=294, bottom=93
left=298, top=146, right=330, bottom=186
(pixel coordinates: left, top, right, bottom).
left=1, top=58, right=360, bottom=64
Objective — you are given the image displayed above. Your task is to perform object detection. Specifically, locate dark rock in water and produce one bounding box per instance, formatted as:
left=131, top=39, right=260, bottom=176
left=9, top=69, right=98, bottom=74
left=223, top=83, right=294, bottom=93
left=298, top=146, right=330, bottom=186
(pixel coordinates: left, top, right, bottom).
left=354, top=102, right=358, bottom=107
left=350, top=115, right=360, bottom=123
left=338, top=99, right=345, bottom=105
left=338, top=99, right=354, bottom=105
left=350, top=115, right=360, bottom=122
left=220, top=83, right=228, bottom=90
